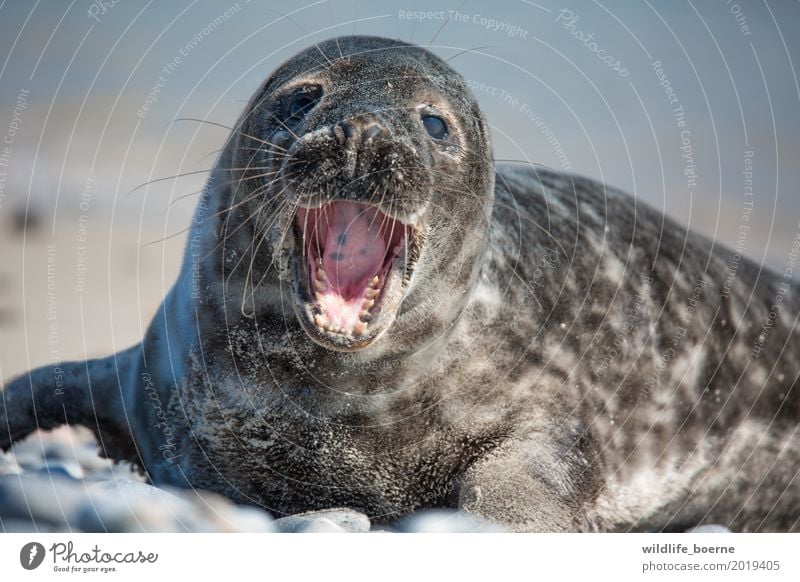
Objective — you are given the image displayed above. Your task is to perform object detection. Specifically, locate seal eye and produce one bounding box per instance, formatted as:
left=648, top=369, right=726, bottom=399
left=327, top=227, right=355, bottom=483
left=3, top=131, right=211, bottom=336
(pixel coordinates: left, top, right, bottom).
left=421, top=115, right=448, bottom=141
left=288, top=87, right=321, bottom=121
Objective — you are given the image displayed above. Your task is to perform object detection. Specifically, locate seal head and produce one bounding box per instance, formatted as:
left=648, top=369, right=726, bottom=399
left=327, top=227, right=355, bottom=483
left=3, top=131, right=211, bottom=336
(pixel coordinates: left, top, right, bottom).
left=231, top=36, right=494, bottom=353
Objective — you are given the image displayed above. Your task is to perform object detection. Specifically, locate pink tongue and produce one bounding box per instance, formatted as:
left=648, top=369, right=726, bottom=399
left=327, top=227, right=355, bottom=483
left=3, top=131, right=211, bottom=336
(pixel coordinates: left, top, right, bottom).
left=322, top=202, right=386, bottom=297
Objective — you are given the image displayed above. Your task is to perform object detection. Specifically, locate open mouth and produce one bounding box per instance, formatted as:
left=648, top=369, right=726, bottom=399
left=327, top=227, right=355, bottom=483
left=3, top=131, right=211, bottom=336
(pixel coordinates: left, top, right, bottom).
left=293, top=200, right=421, bottom=349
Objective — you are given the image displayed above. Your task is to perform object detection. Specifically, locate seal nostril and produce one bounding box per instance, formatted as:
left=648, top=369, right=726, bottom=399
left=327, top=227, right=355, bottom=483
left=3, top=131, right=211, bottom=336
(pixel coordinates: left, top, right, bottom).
left=339, top=121, right=356, bottom=143
left=335, top=120, right=382, bottom=145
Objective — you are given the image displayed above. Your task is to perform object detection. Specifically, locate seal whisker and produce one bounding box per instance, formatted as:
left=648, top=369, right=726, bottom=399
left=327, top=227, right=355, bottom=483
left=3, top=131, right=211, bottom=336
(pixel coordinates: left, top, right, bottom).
left=265, top=113, right=301, bottom=141
left=147, top=172, right=294, bottom=251
left=237, top=135, right=293, bottom=155
left=247, top=195, right=305, bottom=297
left=170, top=116, right=295, bottom=155
left=126, top=165, right=286, bottom=200
left=492, top=158, right=554, bottom=171
left=426, top=0, right=470, bottom=49
left=237, top=219, right=281, bottom=315
left=238, top=146, right=296, bottom=158
left=125, top=168, right=215, bottom=199
left=206, top=173, right=301, bottom=264
left=167, top=169, right=288, bottom=211
left=445, top=45, right=500, bottom=63
left=260, top=5, right=335, bottom=70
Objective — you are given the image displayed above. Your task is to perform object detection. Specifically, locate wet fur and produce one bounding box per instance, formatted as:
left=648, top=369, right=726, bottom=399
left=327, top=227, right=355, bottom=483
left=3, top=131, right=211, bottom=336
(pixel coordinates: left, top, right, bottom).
left=2, top=36, right=799, bottom=532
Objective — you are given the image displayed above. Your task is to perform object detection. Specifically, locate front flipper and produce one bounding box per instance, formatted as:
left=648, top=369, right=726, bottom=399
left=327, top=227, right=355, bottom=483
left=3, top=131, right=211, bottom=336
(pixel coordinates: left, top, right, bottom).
left=457, top=433, right=601, bottom=532
left=0, top=347, right=139, bottom=463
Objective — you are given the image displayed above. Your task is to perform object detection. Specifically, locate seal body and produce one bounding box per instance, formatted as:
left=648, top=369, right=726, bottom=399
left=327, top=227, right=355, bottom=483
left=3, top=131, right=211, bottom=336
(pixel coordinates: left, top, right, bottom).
left=2, top=36, right=799, bottom=532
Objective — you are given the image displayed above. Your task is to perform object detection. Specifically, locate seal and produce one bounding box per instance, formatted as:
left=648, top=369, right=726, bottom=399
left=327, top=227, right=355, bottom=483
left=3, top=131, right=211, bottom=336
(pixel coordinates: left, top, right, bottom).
left=2, top=35, right=799, bottom=532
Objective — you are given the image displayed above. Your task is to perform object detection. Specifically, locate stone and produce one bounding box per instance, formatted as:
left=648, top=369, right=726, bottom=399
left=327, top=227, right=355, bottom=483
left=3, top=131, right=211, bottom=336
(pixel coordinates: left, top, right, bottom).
left=395, top=509, right=507, bottom=533
left=273, top=508, right=370, bottom=533
left=686, top=524, right=733, bottom=533
left=0, top=473, right=87, bottom=528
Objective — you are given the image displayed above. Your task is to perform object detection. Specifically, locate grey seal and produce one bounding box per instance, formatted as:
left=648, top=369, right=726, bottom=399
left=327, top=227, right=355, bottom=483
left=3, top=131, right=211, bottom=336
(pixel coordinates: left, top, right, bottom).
left=2, top=35, right=799, bottom=532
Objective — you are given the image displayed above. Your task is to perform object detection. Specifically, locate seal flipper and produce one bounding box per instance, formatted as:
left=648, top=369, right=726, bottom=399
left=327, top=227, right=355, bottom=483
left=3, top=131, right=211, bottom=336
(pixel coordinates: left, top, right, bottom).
left=0, top=346, right=140, bottom=464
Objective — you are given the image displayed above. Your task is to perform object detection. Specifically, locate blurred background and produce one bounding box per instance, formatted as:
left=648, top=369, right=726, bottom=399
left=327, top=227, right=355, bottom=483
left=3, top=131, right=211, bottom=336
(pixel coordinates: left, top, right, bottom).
left=0, top=0, right=798, bottom=382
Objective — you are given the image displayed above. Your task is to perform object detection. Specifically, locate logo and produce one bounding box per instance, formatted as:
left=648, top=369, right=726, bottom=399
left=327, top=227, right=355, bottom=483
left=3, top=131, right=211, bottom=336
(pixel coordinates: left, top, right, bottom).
left=20, top=542, right=46, bottom=570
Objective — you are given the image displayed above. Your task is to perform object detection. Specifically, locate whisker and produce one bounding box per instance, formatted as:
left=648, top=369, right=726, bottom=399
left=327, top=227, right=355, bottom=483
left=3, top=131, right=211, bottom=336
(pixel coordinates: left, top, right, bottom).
left=446, top=45, right=499, bottom=63
left=265, top=113, right=300, bottom=141
left=427, top=0, right=469, bottom=49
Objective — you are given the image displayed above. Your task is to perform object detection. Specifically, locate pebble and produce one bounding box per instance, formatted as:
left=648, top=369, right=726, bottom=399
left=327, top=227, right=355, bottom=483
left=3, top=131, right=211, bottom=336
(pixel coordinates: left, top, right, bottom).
left=395, top=509, right=507, bottom=533
left=0, top=428, right=738, bottom=533
left=0, top=453, right=22, bottom=476
left=273, top=508, right=371, bottom=533
left=72, top=446, right=118, bottom=472
left=78, top=479, right=197, bottom=532
left=1, top=517, right=66, bottom=533
left=188, top=490, right=275, bottom=533
left=686, top=524, right=732, bottom=533
left=215, top=505, right=275, bottom=533
left=33, top=461, right=84, bottom=480
left=0, top=473, right=87, bottom=529
left=11, top=452, right=45, bottom=470
left=299, top=518, right=348, bottom=533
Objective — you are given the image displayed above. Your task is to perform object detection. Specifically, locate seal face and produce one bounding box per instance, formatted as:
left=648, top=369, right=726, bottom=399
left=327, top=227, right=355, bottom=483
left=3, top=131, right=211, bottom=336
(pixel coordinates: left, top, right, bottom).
left=231, top=36, right=493, bottom=352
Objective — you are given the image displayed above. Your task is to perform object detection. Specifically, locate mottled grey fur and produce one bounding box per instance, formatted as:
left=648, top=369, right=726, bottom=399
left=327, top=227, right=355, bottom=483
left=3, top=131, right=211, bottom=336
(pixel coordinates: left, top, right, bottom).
left=2, top=36, right=799, bottom=531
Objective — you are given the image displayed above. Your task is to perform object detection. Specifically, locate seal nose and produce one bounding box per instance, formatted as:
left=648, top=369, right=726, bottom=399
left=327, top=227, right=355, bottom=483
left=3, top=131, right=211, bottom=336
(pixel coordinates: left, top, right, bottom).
left=332, top=116, right=386, bottom=180
left=333, top=118, right=384, bottom=146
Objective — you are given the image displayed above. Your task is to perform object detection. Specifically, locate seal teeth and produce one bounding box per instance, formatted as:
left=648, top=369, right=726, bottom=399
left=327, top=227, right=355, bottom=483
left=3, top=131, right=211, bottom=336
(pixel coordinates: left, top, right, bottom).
left=363, top=298, right=375, bottom=311
left=315, top=279, right=328, bottom=293
left=363, top=275, right=381, bottom=299
left=353, top=321, right=367, bottom=336
left=314, top=314, right=329, bottom=329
